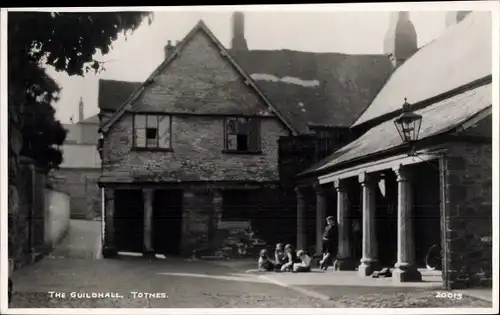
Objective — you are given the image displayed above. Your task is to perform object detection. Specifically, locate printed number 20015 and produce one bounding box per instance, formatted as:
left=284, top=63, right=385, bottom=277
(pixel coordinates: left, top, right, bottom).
left=435, top=292, right=463, bottom=299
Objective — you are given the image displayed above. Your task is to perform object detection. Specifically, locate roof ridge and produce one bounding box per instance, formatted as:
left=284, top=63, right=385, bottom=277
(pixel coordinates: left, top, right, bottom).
left=238, top=48, right=389, bottom=57
left=351, top=11, right=491, bottom=128
left=99, top=20, right=297, bottom=135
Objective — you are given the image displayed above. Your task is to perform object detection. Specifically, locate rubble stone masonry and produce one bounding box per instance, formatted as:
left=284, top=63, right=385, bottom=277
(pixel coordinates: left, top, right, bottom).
left=102, top=115, right=287, bottom=183
left=443, top=141, right=492, bottom=289
left=99, top=28, right=292, bottom=256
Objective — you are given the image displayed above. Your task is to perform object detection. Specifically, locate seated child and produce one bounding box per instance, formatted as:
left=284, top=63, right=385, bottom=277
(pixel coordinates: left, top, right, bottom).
left=258, top=249, right=275, bottom=272
left=280, top=244, right=298, bottom=272
left=274, top=243, right=286, bottom=270
left=293, top=249, right=312, bottom=272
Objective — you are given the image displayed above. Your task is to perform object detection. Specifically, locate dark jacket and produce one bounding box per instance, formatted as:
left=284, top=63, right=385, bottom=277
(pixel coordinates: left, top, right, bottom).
left=323, top=223, right=338, bottom=241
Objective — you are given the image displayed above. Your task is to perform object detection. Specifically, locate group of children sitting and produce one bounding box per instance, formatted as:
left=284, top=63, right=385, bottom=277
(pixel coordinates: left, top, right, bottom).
left=258, top=243, right=312, bottom=273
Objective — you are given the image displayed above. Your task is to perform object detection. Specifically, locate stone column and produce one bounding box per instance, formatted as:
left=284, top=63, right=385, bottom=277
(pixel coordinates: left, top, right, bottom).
left=209, top=189, right=223, bottom=249
left=295, top=187, right=306, bottom=250
left=314, top=183, right=326, bottom=256
left=393, top=166, right=422, bottom=282
left=334, top=179, right=356, bottom=270
left=143, top=188, right=155, bottom=257
left=358, top=172, right=379, bottom=276
left=103, top=188, right=118, bottom=258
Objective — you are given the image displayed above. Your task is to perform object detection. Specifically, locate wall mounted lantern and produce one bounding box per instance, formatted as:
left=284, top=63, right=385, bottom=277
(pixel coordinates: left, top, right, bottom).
left=393, top=98, right=422, bottom=155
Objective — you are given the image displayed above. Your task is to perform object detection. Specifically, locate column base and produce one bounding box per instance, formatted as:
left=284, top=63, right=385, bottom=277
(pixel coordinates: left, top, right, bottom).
left=358, top=261, right=379, bottom=276
left=336, top=258, right=357, bottom=271
left=142, top=251, right=156, bottom=259
left=102, top=246, right=118, bottom=259
left=392, top=267, right=422, bottom=283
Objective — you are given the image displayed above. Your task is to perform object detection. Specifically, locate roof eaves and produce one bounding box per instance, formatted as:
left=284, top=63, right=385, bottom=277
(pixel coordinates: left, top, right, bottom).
left=198, top=22, right=298, bottom=135
left=352, top=75, right=493, bottom=130
left=298, top=102, right=492, bottom=179
left=99, top=20, right=297, bottom=135
left=99, top=21, right=206, bottom=134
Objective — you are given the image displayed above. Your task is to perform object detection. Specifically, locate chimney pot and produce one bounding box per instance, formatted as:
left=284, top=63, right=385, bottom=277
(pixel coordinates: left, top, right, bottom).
left=164, top=40, right=176, bottom=60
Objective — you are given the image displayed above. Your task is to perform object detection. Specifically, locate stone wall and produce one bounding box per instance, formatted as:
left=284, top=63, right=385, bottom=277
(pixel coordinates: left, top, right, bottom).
left=162, top=186, right=297, bottom=256
left=102, top=114, right=287, bottom=183
left=181, top=189, right=212, bottom=255
left=52, top=168, right=101, bottom=220
left=442, top=141, right=492, bottom=289
left=100, top=27, right=290, bottom=184
left=8, top=157, right=47, bottom=269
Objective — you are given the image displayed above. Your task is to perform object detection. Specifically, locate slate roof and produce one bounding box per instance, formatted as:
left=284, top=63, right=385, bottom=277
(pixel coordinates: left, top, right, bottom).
left=353, top=11, right=492, bottom=127
left=230, top=50, right=393, bottom=132
left=97, top=43, right=393, bottom=134
left=300, top=83, right=492, bottom=176
left=98, top=79, right=141, bottom=111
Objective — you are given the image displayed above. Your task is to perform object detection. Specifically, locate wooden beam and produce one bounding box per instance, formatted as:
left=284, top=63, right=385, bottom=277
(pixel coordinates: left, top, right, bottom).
left=318, top=152, right=439, bottom=185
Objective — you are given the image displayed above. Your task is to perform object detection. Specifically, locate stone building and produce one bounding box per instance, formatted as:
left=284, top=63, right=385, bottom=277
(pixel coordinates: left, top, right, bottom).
left=97, top=13, right=393, bottom=257
left=53, top=97, right=102, bottom=219
left=297, top=11, right=492, bottom=289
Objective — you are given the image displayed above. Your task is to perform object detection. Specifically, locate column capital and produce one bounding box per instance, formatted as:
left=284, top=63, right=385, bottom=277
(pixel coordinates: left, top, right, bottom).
left=143, top=188, right=154, bottom=195
left=295, top=187, right=305, bottom=203
left=393, top=166, right=411, bottom=182
left=358, top=172, right=379, bottom=186
left=105, top=188, right=115, bottom=200
left=334, top=179, right=348, bottom=192
left=313, top=183, right=325, bottom=196
left=212, top=188, right=223, bottom=198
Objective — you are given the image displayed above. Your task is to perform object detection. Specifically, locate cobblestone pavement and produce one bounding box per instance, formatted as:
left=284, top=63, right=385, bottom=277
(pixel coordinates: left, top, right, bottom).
left=9, top=256, right=339, bottom=308
left=298, top=285, right=493, bottom=308
left=8, top=221, right=493, bottom=309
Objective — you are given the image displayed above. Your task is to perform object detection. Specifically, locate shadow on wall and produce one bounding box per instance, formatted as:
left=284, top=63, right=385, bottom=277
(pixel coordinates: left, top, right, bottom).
left=44, top=189, right=71, bottom=249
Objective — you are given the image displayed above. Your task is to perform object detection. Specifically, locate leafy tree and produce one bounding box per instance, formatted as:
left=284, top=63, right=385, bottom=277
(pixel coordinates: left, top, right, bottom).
left=8, top=11, right=153, bottom=173
left=20, top=64, right=67, bottom=171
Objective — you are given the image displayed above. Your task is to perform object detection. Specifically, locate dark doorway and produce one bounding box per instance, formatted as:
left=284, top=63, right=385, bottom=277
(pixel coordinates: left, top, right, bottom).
left=114, top=189, right=144, bottom=253
left=412, top=161, right=442, bottom=268
left=153, top=189, right=184, bottom=256
left=347, top=179, right=362, bottom=263
left=376, top=172, right=398, bottom=268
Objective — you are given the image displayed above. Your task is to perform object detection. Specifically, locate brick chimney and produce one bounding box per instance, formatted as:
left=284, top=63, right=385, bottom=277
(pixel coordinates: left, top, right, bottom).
left=164, top=40, right=176, bottom=60
left=383, top=11, right=418, bottom=69
left=231, top=12, right=248, bottom=51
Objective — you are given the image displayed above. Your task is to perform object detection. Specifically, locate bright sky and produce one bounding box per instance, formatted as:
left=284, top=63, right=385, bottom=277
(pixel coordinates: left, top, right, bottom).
left=48, top=8, right=452, bottom=123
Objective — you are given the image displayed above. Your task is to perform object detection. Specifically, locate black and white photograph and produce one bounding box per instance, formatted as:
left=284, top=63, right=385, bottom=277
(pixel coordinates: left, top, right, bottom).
left=1, top=2, right=498, bottom=313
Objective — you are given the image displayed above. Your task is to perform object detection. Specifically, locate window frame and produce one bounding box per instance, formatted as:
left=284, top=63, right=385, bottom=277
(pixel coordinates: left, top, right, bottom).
left=223, top=116, right=262, bottom=155
left=132, top=113, right=173, bottom=152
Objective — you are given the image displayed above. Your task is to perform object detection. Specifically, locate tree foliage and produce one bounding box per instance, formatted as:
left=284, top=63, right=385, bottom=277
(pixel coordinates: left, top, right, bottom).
left=20, top=65, right=67, bottom=170
left=8, top=11, right=153, bottom=171
left=9, top=11, right=153, bottom=77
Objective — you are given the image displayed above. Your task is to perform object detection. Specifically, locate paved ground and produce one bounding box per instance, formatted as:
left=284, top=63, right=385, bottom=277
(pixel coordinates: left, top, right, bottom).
left=47, top=219, right=102, bottom=260
left=8, top=220, right=494, bottom=309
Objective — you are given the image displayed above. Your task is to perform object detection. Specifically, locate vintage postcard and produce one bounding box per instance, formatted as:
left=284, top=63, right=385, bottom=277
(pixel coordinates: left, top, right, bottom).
left=1, top=2, right=498, bottom=314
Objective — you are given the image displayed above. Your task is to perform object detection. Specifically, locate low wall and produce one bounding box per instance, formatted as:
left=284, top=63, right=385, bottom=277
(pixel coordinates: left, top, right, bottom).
left=44, top=189, right=71, bottom=248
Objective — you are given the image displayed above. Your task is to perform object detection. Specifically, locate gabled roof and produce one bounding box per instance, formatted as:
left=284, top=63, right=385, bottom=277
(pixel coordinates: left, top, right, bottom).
left=300, top=82, right=492, bottom=177
left=230, top=50, right=392, bottom=133
left=98, top=79, right=141, bottom=111
left=352, top=11, right=492, bottom=127
left=99, top=20, right=296, bottom=135
left=97, top=50, right=392, bottom=134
